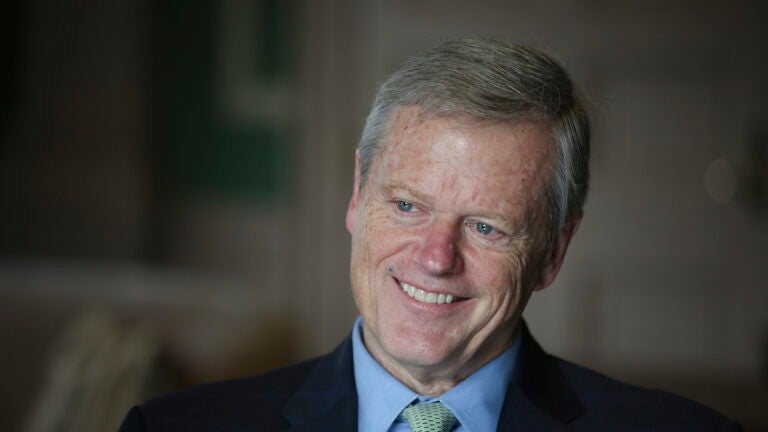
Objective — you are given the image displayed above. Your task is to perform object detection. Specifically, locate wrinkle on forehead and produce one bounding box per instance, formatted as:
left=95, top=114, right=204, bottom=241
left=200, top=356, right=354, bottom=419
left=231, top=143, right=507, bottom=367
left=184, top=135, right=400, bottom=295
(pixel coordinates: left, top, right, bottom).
left=379, top=107, right=554, bottom=200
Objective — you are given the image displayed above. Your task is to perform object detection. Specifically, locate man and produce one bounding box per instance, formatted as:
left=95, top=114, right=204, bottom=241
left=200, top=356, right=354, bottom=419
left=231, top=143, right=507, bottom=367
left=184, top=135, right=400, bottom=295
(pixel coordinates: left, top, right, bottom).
left=121, top=38, right=740, bottom=431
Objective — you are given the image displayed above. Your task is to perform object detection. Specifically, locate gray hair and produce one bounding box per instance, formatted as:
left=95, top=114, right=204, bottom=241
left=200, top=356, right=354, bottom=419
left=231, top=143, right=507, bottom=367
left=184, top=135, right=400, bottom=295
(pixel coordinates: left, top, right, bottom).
left=356, top=37, right=590, bottom=246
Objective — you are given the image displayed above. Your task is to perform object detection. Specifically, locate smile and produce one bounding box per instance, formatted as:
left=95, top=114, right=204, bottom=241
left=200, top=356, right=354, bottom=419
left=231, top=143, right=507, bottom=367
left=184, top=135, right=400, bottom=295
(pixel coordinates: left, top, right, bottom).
left=399, top=281, right=455, bottom=304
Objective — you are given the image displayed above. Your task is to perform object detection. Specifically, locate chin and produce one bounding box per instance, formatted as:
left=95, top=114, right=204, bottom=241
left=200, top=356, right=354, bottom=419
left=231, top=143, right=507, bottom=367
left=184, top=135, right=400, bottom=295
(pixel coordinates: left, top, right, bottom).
left=383, top=328, right=460, bottom=368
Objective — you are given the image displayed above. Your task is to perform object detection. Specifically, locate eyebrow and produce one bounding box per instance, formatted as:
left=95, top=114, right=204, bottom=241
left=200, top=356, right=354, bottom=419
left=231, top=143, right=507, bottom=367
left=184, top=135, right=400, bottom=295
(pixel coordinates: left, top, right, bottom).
left=382, top=181, right=436, bottom=204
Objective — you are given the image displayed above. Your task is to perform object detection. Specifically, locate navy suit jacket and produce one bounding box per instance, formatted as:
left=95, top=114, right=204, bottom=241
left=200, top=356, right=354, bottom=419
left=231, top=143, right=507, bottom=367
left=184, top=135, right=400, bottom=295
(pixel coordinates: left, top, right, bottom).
left=120, top=324, right=741, bottom=431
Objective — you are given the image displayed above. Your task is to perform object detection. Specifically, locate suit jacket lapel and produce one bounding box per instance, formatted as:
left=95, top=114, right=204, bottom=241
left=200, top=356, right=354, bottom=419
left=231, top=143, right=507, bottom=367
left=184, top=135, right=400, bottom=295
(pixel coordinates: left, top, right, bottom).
left=281, top=336, right=358, bottom=432
left=496, top=322, right=585, bottom=431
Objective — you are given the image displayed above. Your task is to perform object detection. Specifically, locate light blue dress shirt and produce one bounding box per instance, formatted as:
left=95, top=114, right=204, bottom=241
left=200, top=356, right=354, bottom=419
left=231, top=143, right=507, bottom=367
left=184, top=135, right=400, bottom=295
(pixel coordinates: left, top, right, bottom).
left=352, top=316, right=520, bottom=432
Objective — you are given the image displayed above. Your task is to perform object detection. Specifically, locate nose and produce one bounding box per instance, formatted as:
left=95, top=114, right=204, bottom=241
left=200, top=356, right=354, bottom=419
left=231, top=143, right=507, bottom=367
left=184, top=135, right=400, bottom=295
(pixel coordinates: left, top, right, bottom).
left=415, top=217, right=463, bottom=275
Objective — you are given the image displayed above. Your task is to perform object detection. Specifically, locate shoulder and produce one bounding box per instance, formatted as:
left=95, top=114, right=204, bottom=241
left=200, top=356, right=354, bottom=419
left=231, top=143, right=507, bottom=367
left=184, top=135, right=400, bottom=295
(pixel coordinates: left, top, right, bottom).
left=120, top=356, right=322, bottom=432
left=553, top=357, right=741, bottom=431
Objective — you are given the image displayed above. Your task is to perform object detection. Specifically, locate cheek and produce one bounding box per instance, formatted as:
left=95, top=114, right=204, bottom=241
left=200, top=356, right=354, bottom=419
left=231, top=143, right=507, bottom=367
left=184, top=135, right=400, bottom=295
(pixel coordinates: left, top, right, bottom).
left=349, top=207, right=401, bottom=290
left=358, top=205, right=410, bottom=255
left=468, top=250, right=530, bottom=302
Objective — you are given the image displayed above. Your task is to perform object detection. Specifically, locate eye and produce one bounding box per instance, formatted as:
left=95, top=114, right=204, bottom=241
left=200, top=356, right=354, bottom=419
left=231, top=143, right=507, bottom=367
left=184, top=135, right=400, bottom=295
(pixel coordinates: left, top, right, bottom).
left=395, top=200, right=414, bottom=212
left=474, top=222, right=496, bottom=235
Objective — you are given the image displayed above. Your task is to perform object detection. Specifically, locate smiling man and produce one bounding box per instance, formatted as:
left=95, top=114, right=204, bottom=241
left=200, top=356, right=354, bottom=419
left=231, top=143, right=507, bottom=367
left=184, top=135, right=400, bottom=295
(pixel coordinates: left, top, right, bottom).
left=121, top=38, right=740, bottom=432
left=347, top=107, right=565, bottom=399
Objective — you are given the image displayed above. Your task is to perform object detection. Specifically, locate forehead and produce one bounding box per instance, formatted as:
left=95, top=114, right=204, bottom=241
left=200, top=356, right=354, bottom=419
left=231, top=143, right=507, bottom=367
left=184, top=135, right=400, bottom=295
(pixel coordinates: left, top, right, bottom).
left=368, top=107, right=555, bottom=221
left=381, top=107, right=551, bottom=184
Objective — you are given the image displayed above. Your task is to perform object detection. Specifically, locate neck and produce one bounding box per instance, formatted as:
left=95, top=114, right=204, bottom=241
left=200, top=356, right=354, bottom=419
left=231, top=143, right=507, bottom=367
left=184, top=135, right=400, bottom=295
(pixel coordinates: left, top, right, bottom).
left=362, top=322, right=520, bottom=396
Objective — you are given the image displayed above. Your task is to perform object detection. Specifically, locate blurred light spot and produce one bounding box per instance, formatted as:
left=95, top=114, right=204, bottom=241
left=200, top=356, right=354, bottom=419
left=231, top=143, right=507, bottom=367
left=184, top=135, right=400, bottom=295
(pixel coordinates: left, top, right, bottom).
left=704, top=158, right=738, bottom=204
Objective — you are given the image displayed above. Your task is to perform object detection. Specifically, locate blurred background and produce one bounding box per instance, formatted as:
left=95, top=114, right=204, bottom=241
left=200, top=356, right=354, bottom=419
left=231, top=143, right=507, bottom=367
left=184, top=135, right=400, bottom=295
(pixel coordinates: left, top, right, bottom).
left=1, top=0, right=767, bottom=431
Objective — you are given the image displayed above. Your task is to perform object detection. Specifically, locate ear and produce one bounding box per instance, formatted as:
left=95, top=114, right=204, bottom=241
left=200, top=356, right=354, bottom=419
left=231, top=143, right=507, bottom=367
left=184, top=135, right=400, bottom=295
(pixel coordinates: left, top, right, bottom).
left=345, top=150, right=362, bottom=234
left=533, top=214, right=582, bottom=291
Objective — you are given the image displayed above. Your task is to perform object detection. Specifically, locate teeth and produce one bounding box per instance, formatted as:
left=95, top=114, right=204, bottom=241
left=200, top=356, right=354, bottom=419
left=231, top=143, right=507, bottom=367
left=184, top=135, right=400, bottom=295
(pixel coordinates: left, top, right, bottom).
left=415, top=289, right=426, bottom=301
left=401, top=282, right=455, bottom=304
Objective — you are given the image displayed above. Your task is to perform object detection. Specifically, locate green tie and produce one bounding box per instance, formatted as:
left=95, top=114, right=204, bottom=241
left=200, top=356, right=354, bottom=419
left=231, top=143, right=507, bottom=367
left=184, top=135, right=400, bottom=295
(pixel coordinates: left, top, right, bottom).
left=400, top=401, right=458, bottom=432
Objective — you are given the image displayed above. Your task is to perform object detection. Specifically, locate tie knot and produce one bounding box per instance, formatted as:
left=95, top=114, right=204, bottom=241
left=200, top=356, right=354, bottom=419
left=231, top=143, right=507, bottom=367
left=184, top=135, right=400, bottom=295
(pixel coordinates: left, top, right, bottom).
left=400, top=401, right=457, bottom=432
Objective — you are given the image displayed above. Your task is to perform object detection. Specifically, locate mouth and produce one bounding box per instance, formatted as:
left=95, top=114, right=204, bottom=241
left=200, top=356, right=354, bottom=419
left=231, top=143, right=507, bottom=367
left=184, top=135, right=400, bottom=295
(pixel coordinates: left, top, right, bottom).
left=398, top=280, right=463, bottom=304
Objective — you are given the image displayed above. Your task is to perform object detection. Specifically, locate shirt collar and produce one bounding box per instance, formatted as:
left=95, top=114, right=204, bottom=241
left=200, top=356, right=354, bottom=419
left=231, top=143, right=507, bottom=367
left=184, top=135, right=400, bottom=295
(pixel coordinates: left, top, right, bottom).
left=440, top=335, right=519, bottom=432
left=352, top=316, right=521, bottom=432
left=353, top=317, right=418, bottom=432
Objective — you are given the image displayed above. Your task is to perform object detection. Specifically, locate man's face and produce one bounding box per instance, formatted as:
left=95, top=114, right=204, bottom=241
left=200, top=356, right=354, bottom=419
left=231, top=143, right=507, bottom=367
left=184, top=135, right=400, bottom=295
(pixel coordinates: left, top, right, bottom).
left=346, top=107, right=574, bottom=387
